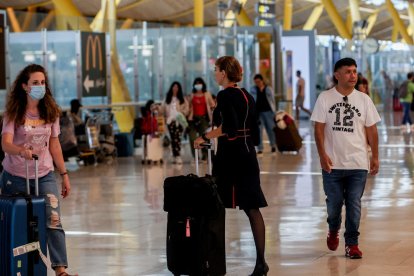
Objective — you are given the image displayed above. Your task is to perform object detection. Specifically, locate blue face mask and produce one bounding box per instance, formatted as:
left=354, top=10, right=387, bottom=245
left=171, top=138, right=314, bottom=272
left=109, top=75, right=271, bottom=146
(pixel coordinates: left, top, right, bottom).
left=29, top=85, right=46, bottom=100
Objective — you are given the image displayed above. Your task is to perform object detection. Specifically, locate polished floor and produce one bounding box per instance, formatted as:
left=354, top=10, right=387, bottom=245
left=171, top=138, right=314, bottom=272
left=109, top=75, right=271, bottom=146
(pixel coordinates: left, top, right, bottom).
left=52, top=111, right=414, bottom=276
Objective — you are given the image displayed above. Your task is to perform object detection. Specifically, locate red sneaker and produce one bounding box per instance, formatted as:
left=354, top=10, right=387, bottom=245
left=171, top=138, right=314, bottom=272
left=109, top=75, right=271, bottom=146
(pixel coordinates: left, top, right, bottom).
left=345, top=245, right=363, bottom=259
left=327, top=230, right=339, bottom=251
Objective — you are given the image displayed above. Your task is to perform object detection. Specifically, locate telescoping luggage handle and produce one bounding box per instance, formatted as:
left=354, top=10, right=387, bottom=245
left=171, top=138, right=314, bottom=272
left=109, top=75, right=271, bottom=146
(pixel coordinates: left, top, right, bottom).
left=195, top=142, right=212, bottom=177
left=17, top=154, right=52, bottom=268
left=25, top=154, right=39, bottom=196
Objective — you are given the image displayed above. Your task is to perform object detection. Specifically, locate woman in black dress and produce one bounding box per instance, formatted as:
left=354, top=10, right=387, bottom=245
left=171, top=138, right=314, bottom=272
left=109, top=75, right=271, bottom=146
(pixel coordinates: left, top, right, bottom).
left=194, top=56, right=268, bottom=276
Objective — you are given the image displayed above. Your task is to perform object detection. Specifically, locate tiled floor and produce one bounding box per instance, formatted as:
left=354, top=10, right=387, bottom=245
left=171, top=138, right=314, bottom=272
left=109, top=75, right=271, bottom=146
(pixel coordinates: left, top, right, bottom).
left=54, top=111, right=414, bottom=276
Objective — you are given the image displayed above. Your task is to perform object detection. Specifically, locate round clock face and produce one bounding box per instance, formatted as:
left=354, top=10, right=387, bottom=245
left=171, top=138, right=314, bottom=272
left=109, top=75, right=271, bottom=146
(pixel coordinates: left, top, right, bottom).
left=363, top=38, right=379, bottom=54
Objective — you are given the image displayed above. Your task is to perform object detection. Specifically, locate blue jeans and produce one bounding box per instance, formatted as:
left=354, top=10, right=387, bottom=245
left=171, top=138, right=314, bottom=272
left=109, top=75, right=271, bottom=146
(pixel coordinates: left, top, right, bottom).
left=258, top=110, right=276, bottom=151
left=0, top=171, right=68, bottom=269
left=322, top=169, right=367, bottom=245
left=402, top=102, right=412, bottom=125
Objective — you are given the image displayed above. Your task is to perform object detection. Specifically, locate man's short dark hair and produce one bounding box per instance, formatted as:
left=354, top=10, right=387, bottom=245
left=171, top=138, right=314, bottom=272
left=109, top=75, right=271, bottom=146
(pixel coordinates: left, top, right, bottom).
left=254, top=74, right=263, bottom=80
left=334, top=58, right=357, bottom=72
left=296, top=70, right=301, bottom=76
left=407, top=72, right=414, bottom=79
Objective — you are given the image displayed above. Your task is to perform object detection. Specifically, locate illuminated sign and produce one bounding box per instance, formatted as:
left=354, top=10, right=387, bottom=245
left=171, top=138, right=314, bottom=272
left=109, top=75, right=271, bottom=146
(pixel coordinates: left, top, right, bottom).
left=255, top=0, right=276, bottom=27
left=81, top=32, right=107, bottom=97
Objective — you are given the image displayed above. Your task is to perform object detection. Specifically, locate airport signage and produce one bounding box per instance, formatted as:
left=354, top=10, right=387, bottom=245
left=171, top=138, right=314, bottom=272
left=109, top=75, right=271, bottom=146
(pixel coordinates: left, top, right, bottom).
left=81, top=32, right=107, bottom=97
left=255, top=0, right=276, bottom=27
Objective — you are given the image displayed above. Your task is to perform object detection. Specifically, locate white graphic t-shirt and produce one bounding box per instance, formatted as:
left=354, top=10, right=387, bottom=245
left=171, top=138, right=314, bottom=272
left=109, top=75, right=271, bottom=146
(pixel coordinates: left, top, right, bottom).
left=311, top=88, right=381, bottom=170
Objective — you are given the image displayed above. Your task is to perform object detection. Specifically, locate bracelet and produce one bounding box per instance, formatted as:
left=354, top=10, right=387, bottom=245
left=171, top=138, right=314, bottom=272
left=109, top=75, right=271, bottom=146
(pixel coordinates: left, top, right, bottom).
left=201, top=133, right=209, bottom=142
left=60, top=171, right=68, bottom=176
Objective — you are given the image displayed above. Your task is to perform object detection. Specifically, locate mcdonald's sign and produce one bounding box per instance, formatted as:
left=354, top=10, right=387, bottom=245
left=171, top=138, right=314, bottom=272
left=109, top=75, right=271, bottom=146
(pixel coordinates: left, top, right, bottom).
left=81, top=32, right=107, bottom=97
left=0, top=13, right=6, bottom=90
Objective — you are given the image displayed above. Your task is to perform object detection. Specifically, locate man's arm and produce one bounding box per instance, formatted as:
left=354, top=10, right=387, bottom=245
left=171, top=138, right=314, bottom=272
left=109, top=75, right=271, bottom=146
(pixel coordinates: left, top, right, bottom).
left=365, top=124, right=379, bottom=175
left=314, top=122, right=332, bottom=173
left=299, top=79, right=305, bottom=96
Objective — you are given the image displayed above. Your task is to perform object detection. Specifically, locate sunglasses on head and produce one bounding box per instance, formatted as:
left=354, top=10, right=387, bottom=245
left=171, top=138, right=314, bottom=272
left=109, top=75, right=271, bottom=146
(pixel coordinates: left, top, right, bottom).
left=343, top=95, right=351, bottom=112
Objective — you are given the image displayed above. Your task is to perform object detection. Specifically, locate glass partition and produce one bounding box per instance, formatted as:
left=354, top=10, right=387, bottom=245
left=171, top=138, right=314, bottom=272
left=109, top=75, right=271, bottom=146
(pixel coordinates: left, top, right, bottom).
left=46, top=31, right=78, bottom=107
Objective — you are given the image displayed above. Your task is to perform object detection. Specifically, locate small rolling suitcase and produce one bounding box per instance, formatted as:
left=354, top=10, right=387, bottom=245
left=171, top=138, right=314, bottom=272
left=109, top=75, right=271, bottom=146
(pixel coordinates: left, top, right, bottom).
left=142, top=134, right=163, bottom=164
left=0, top=155, right=48, bottom=276
left=164, top=146, right=226, bottom=276
left=274, top=120, right=303, bottom=153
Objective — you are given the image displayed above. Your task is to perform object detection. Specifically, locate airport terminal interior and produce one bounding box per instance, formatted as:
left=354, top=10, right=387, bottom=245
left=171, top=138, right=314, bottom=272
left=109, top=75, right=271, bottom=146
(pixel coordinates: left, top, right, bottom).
left=1, top=0, right=414, bottom=275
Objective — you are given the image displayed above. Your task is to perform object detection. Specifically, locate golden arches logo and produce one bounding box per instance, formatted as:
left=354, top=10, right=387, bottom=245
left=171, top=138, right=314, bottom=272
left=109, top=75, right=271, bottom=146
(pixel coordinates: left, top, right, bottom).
left=85, top=34, right=103, bottom=71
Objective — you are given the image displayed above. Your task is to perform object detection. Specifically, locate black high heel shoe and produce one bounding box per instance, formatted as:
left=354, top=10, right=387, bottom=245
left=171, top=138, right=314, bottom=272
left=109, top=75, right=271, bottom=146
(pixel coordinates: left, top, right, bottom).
left=248, top=263, right=269, bottom=276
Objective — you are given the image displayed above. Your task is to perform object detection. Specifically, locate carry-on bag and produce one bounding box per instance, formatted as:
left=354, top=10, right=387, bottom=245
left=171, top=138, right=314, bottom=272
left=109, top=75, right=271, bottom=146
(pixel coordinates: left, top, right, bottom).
left=142, top=134, right=163, bottom=164
left=274, top=113, right=302, bottom=153
left=0, top=155, right=48, bottom=276
left=164, top=144, right=226, bottom=276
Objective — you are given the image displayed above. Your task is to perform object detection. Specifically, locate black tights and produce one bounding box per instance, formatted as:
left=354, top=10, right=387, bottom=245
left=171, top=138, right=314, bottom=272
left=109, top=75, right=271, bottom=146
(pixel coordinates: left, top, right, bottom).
left=244, top=208, right=266, bottom=266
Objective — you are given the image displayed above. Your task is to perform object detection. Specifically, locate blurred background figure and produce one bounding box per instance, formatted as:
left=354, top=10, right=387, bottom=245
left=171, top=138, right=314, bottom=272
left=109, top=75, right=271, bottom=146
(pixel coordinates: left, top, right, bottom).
left=250, top=74, right=276, bottom=155
left=163, top=81, right=189, bottom=164
left=70, top=99, right=83, bottom=127
left=355, top=73, right=369, bottom=95
left=187, top=77, right=215, bottom=160
left=295, top=70, right=312, bottom=120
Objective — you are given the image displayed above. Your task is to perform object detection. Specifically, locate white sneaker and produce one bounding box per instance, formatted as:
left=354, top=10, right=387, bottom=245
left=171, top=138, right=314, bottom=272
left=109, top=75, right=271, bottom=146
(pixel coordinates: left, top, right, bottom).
left=175, top=156, right=183, bottom=164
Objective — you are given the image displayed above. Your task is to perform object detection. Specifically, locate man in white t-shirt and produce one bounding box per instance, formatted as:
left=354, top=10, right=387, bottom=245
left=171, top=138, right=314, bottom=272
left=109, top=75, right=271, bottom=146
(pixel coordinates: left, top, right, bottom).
left=311, top=58, right=380, bottom=259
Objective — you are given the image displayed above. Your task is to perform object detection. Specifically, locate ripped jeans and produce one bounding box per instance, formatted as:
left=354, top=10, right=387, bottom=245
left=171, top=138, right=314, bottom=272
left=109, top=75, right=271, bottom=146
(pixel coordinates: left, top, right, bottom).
left=0, top=170, right=68, bottom=269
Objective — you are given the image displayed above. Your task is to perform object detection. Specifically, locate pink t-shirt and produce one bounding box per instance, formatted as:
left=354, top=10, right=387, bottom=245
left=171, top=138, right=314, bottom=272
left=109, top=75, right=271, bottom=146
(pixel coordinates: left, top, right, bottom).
left=2, top=113, right=60, bottom=178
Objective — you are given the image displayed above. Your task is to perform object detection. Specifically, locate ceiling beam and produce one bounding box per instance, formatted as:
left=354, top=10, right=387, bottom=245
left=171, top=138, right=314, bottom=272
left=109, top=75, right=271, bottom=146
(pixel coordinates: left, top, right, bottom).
left=120, top=18, right=134, bottom=29
left=303, top=4, right=324, bottom=30
left=1, top=0, right=52, bottom=10
left=118, top=0, right=148, bottom=13
left=385, top=0, right=413, bottom=44
left=366, top=10, right=379, bottom=36
left=194, top=0, right=204, bottom=27
left=51, top=0, right=91, bottom=31
left=6, top=8, right=22, bottom=32
left=407, top=3, right=414, bottom=41
left=22, top=6, right=36, bottom=32
left=320, top=0, right=352, bottom=39
left=349, top=0, right=361, bottom=22
left=284, top=0, right=293, bottom=30
left=161, top=0, right=217, bottom=21
left=36, top=10, right=55, bottom=31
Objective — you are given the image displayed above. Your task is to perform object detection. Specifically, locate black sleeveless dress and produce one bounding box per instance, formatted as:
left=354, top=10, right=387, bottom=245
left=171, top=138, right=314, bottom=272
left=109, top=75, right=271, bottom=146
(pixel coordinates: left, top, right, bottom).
left=212, top=87, right=268, bottom=210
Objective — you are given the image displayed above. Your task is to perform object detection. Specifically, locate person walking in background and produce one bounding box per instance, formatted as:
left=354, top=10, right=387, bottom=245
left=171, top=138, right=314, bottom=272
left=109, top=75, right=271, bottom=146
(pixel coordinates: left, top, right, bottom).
left=311, top=58, right=380, bottom=259
left=295, top=70, right=312, bottom=120
left=163, top=81, right=189, bottom=165
left=194, top=56, right=268, bottom=276
left=250, top=74, right=276, bottom=154
left=188, top=77, right=215, bottom=160
left=355, top=73, right=369, bottom=95
left=399, top=72, right=414, bottom=132
left=0, top=64, right=77, bottom=276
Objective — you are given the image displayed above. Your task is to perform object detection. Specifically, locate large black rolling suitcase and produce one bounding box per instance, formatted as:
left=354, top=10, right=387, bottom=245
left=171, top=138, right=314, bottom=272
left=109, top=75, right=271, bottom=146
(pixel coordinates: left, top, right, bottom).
left=0, top=155, right=48, bottom=276
left=274, top=119, right=303, bottom=153
left=164, top=146, right=226, bottom=276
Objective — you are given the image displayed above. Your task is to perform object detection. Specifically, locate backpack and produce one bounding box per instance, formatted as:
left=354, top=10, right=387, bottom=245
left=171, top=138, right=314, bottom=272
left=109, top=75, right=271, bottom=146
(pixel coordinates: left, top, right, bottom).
left=399, top=80, right=409, bottom=98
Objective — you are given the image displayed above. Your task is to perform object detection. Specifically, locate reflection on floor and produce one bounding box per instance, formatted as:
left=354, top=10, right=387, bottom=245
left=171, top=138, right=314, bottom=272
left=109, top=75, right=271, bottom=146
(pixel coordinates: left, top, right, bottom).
left=55, top=112, right=414, bottom=276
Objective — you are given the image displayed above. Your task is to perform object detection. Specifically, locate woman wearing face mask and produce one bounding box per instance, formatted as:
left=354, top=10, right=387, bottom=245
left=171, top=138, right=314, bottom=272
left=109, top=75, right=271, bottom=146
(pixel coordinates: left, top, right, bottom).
left=188, top=77, right=215, bottom=159
left=0, top=64, right=77, bottom=276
